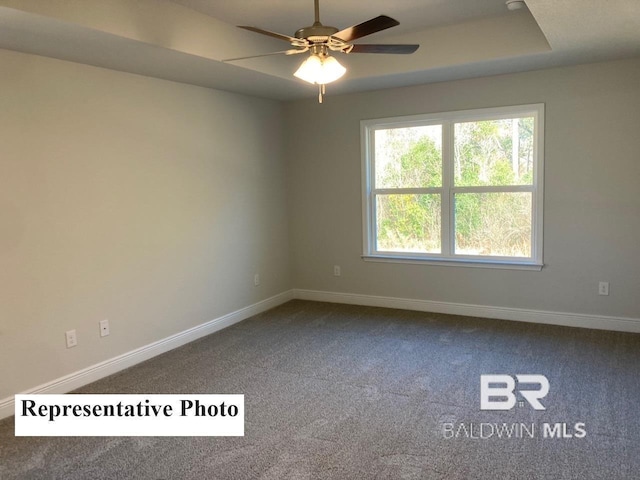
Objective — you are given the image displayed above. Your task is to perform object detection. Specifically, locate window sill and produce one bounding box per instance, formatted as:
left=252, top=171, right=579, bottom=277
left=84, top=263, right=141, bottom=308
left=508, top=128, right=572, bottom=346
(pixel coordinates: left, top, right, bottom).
left=361, top=254, right=543, bottom=271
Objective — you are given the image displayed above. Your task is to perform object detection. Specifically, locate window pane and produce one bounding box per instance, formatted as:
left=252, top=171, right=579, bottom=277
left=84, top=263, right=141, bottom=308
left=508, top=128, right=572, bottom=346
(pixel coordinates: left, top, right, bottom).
left=454, top=117, right=534, bottom=186
left=374, top=125, right=442, bottom=188
left=376, top=194, right=441, bottom=253
left=454, top=192, right=532, bottom=257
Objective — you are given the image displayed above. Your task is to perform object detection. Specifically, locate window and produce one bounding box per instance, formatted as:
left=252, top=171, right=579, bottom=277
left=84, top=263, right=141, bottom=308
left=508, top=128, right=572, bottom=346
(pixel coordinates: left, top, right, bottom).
left=361, top=104, right=544, bottom=269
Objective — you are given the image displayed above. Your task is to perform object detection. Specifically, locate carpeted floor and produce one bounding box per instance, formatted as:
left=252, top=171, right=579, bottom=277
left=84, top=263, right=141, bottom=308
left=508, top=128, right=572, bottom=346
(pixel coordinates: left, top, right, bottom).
left=2, top=300, right=639, bottom=479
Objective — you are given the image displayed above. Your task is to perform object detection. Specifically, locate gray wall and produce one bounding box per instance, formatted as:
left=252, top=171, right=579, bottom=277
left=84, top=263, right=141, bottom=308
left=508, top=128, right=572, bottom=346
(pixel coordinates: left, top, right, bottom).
left=2, top=48, right=639, bottom=401
left=0, top=49, right=291, bottom=399
left=286, top=57, right=640, bottom=320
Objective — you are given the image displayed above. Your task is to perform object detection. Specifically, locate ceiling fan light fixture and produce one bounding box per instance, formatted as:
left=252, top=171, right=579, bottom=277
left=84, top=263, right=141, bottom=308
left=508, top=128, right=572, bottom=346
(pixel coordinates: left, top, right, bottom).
left=231, top=0, right=418, bottom=102
left=320, top=56, right=347, bottom=83
left=294, top=54, right=346, bottom=85
left=294, top=54, right=322, bottom=83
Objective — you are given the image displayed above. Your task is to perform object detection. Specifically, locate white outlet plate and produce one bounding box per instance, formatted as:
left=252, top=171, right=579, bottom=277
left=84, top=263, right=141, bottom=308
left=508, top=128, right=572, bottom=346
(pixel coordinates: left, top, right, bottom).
left=334, top=265, right=341, bottom=276
left=65, top=329, right=77, bottom=348
left=99, top=319, right=110, bottom=337
left=254, top=274, right=260, bottom=286
left=598, top=282, right=609, bottom=296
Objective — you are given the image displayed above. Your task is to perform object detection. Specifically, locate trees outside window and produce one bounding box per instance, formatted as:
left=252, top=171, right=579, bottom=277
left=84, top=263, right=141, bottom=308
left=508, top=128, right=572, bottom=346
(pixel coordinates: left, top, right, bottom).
left=361, top=104, right=544, bottom=269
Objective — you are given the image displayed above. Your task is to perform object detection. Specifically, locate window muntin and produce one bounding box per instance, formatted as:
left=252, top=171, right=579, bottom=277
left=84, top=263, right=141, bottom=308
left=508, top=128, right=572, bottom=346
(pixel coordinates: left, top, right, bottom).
left=362, top=104, right=544, bottom=268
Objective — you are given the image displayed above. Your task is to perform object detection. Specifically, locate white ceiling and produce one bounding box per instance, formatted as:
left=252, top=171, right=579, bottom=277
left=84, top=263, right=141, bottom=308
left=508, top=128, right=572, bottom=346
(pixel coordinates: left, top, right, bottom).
left=0, top=0, right=639, bottom=101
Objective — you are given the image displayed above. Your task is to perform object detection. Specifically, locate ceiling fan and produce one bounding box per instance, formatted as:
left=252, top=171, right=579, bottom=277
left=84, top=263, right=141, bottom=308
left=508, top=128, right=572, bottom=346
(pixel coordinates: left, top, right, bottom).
left=223, top=0, right=419, bottom=102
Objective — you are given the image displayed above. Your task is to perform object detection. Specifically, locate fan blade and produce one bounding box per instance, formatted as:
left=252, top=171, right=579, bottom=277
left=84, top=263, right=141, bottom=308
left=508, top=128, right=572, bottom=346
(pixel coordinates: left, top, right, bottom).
left=238, top=26, right=301, bottom=44
left=349, top=44, right=419, bottom=54
left=223, top=49, right=308, bottom=62
left=333, top=15, right=400, bottom=42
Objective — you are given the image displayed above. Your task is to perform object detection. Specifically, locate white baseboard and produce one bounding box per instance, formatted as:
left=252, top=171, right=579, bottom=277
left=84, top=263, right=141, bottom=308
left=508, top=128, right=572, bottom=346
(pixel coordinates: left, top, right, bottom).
left=0, top=290, right=293, bottom=420
left=4, top=288, right=637, bottom=420
left=293, top=289, right=640, bottom=334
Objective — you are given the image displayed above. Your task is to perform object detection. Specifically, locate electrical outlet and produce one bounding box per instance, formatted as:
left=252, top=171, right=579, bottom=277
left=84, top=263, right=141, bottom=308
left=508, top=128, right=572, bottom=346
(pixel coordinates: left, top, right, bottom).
left=254, top=273, right=260, bottom=286
left=65, top=329, right=77, bottom=348
left=334, top=265, right=341, bottom=276
left=99, top=319, right=110, bottom=337
left=598, top=282, right=609, bottom=296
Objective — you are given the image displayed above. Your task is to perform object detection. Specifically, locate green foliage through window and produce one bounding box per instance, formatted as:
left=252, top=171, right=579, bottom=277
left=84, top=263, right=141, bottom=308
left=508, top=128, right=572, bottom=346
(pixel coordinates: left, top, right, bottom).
left=368, top=109, right=540, bottom=261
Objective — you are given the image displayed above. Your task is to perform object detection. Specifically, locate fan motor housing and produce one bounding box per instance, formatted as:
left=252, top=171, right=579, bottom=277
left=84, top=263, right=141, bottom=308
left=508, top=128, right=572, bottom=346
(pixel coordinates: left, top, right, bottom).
left=295, top=24, right=339, bottom=42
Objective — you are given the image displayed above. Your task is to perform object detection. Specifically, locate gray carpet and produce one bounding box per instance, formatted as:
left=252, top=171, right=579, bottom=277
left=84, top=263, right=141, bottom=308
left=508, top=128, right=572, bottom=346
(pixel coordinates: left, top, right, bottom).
left=2, top=300, right=639, bottom=479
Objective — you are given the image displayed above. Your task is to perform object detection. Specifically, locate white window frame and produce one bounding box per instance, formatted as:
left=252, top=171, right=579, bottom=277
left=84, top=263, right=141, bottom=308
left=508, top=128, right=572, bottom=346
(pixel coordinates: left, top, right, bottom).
left=361, top=104, right=544, bottom=270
